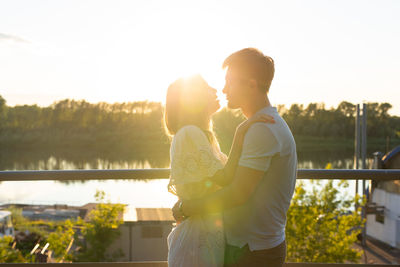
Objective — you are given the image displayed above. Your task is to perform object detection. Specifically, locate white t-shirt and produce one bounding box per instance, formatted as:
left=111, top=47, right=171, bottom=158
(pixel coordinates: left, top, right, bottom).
left=223, top=106, right=297, bottom=251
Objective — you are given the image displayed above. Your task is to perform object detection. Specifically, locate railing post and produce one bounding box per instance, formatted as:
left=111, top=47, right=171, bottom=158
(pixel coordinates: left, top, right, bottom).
left=361, top=103, right=368, bottom=247
left=354, top=104, right=360, bottom=200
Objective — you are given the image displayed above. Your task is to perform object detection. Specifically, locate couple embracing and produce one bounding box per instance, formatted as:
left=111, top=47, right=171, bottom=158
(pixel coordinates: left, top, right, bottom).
left=164, top=48, right=297, bottom=267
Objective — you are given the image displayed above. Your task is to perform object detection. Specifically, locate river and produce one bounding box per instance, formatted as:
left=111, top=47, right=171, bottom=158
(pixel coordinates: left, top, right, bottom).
left=0, top=149, right=375, bottom=207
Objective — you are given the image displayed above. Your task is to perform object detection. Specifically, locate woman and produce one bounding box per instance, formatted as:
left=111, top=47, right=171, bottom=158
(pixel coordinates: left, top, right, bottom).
left=165, top=75, right=274, bottom=266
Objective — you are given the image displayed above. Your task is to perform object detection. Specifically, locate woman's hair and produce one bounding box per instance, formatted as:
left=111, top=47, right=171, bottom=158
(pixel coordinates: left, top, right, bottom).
left=164, top=74, right=215, bottom=142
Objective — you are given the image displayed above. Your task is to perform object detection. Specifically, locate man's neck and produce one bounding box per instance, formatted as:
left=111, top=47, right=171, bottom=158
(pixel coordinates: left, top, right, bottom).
left=241, top=95, right=272, bottom=118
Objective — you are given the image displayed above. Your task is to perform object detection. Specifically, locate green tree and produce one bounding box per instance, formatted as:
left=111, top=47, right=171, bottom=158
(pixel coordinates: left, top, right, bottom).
left=0, top=95, right=399, bottom=163
left=0, top=236, right=31, bottom=263
left=7, top=205, right=28, bottom=230
left=212, top=107, right=245, bottom=154
left=47, top=219, right=75, bottom=262
left=337, top=101, right=356, bottom=118
left=286, top=180, right=364, bottom=263
left=75, top=190, right=125, bottom=262
left=0, top=95, right=7, bottom=129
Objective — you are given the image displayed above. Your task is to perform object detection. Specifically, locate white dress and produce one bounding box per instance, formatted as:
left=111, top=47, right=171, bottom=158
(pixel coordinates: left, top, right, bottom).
left=167, top=125, right=227, bottom=267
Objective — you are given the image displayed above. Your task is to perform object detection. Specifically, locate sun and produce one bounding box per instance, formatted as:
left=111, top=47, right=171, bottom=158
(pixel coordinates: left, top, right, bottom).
left=106, top=3, right=231, bottom=105
left=123, top=35, right=228, bottom=105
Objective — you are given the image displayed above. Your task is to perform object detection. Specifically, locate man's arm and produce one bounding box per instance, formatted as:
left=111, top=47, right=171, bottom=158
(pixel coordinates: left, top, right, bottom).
left=180, top=165, right=266, bottom=216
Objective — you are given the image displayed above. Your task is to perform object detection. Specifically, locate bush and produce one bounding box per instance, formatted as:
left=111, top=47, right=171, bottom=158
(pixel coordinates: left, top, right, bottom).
left=0, top=236, right=32, bottom=263
left=74, top=190, right=125, bottom=262
left=286, top=180, right=364, bottom=263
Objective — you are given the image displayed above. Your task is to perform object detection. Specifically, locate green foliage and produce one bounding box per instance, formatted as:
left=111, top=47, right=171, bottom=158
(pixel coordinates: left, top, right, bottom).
left=0, top=95, right=7, bottom=128
left=7, top=206, right=52, bottom=258
left=74, top=190, right=125, bottom=262
left=13, top=220, right=51, bottom=242
left=7, top=206, right=28, bottom=230
left=0, top=97, right=169, bottom=155
left=0, top=236, right=33, bottom=263
left=286, top=180, right=364, bottom=263
left=281, top=101, right=400, bottom=139
left=47, top=219, right=75, bottom=262
left=212, top=107, right=245, bottom=154
left=0, top=218, right=68, bottom=263
left=0, top=96, right=398, bottom=155
left=1, top=191, right=126, bottom=263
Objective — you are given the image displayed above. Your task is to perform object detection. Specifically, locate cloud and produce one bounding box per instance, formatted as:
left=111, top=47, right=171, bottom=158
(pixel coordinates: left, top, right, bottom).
left=0, top=32, right=30, bottom=44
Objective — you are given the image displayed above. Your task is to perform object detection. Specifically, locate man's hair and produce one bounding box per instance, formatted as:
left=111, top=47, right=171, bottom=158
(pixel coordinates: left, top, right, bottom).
left=222, top=48, right=275, bottom=93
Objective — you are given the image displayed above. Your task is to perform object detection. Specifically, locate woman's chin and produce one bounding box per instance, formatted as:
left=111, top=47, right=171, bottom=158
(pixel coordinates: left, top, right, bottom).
left=214, top=102, right=221, bottom=113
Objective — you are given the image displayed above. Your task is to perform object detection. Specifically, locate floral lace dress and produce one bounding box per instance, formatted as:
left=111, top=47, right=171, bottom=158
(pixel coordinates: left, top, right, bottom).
left=167, top=125, right=227, bottom=267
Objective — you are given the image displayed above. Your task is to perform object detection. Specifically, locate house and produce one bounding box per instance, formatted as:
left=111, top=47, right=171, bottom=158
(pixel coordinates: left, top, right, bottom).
left=368, top=146, right=400, bottom=248
left=108, top=206, right=174, bottom=261
left=0, top=202, right=174, bottom=261
left=0, top=210, right=15, bottom=238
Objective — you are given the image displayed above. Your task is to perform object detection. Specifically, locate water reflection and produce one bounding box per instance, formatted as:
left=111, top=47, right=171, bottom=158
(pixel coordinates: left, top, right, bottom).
left=0, top=149, right=375, bottom=206
left=0, top=148, right=170, bottom=171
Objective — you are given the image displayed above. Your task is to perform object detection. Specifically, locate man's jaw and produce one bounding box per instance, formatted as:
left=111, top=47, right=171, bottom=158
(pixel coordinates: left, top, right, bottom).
left=227, top=101, right=240, bottom=110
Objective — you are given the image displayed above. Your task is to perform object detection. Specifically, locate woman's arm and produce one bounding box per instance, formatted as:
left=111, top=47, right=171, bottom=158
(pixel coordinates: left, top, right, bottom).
left=209, top=113, right=275, bottom=186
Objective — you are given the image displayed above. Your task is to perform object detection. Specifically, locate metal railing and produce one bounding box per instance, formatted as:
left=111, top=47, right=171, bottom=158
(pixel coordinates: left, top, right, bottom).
left=0, top=262, right=396, bottom=267
left=1, top=168, right=400, bottom=182
left=1, top=168, right=399, bottom=267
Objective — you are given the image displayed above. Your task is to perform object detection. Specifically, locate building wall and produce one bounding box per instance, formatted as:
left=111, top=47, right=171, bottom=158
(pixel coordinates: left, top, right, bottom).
left=109, top=221, right=174, bottom=261
left=131, top=222, right=174, bottom=261
left=108, top=223, right=131, bottom=261
left=367, top=188, right=400, bottom=248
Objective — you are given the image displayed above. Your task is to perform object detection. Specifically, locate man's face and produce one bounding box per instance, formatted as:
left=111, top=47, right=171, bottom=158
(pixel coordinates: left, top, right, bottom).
left=222, top=68, right=248, bottom=109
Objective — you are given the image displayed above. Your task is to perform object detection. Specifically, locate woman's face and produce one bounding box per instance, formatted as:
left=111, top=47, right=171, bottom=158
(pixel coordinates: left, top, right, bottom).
left=205, top=85, right=220, bottom=116
left=181, top=76, right=220, bottom=117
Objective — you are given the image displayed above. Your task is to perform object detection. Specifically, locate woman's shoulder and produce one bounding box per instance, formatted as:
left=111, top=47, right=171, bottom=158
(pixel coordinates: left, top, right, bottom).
left=171, top=125, right=212, bottom=152
left=174, top=125, right=207, bottom=140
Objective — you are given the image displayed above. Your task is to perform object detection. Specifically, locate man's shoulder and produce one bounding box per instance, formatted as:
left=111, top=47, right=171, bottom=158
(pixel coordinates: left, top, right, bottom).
left=243, top=123, right=279, bottom=154
left=246, top=122, right=276, bottom=139
left=246, top=112, right=286, bottom=139
left=245, top=115, right=296, bottom=152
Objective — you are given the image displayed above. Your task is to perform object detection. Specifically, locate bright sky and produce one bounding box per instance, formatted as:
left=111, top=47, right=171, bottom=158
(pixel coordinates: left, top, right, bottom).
left=1, top=0, right=400, bottom=115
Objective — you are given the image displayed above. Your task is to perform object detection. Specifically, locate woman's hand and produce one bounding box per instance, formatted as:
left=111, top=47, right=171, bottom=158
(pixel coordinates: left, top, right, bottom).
left=214, top=113, right=275, bottom=187
left=235, top=113, right=275, bottom=143
left=172, top=199, right=186, bottom=224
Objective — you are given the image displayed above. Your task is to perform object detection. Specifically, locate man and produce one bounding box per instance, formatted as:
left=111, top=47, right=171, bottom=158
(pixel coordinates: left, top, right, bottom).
left=173, top=48, right=297, bottom=267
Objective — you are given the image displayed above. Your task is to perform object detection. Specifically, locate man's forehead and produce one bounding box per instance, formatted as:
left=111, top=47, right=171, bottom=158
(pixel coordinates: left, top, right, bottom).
left=225, top=67, right=239, bottom=80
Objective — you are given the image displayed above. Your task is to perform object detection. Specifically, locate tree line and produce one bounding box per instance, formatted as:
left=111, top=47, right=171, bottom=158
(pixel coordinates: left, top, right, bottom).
left=278, top=102, right=398, bottom=139
left=0, top=95, right=399, bottom=154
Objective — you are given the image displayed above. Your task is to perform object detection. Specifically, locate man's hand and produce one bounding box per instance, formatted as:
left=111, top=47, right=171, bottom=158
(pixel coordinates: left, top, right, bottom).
left=237, top=113, right=275, bottom=137
left=172, top=199, right=186, bottom=224
left=234, top=114, right=275, bottom=148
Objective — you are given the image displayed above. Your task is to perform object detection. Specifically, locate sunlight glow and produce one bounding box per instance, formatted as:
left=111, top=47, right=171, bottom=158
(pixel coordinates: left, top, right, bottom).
left=0, top=0, right=399, bottom=115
